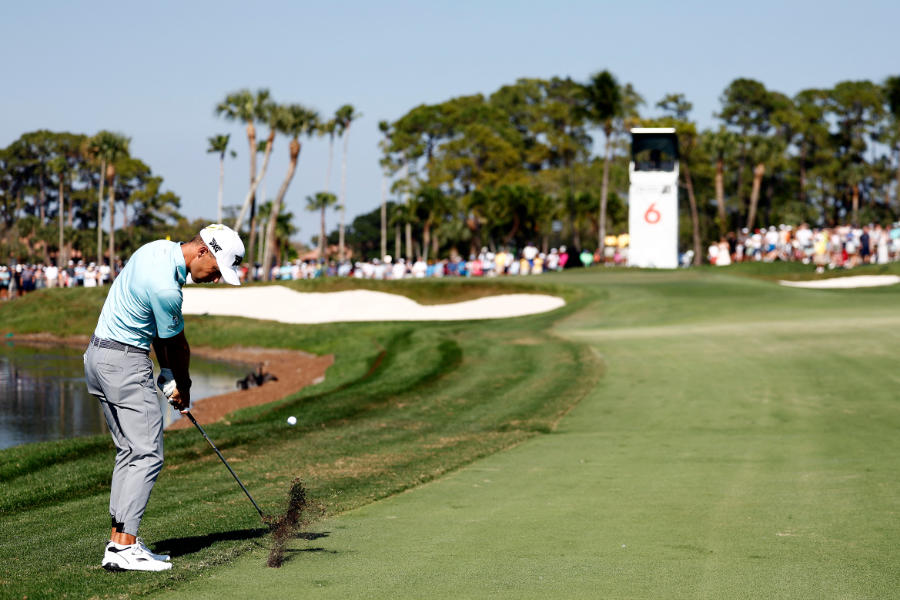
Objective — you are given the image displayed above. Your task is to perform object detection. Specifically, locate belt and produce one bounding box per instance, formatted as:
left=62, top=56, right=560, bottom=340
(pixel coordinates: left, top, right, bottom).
left=90, top=335, right=149, bottom=355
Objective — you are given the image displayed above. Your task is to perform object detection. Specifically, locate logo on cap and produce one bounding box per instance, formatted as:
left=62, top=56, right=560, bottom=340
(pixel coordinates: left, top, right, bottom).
left=232, top=255, right=243, bottom=267
left=209, top=237, right=223, bottom=253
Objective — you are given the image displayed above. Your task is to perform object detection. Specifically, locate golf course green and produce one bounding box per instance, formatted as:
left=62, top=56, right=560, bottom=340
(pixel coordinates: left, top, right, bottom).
left=2, top=268, right=899, bottom=599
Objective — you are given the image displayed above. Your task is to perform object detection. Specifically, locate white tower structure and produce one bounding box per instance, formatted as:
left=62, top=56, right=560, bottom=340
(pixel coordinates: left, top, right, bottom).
left=627, top=128, right=679, bottom=269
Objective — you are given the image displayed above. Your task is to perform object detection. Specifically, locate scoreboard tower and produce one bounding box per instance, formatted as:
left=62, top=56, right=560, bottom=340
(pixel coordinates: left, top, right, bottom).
left=627, top=128, right=679, bottom=269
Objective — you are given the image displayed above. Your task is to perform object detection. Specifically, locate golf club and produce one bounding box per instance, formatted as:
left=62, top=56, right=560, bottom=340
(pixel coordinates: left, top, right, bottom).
left=183, top=410, right=265, bottom=521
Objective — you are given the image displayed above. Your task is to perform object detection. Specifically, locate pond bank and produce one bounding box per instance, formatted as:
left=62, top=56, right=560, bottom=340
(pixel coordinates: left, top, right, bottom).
left=7, top=332, right=333, bottom=428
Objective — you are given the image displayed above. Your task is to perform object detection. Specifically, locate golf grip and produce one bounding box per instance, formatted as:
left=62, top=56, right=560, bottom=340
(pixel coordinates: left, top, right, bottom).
left=185, top=411, right=265, bottom=520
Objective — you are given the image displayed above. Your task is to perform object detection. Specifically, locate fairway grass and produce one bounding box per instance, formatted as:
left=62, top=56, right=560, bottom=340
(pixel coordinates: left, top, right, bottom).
left=4, top=270, right=900, bottom=599
left=155, top=270, right=899, bottom=599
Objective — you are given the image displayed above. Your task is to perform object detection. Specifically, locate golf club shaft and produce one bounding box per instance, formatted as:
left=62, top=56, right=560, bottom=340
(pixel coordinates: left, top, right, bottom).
left=185, top=411, right=265, bottom=520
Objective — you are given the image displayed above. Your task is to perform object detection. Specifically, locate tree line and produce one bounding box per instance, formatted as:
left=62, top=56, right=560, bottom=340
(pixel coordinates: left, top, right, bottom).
left=211, top=89, right=361, bottom=278
left=4, top=74, right=899, bottom=270
left=346, top=73, right=900, bottom=264
left=0, top=89, right=362, bottom=281
left=0, top=130, right=186, bottom=266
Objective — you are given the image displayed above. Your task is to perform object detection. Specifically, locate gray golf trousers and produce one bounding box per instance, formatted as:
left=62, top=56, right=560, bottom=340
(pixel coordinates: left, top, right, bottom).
left=84, top=337, right=163, bottom=536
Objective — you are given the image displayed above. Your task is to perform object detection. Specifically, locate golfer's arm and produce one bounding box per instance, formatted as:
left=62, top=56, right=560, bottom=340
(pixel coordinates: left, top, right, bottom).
left=153, top=331, right=192, bottom=396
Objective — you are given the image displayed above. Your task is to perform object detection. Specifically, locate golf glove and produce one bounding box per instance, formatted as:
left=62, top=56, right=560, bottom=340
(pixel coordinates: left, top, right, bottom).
left=156, top=368, right=177, bottom=398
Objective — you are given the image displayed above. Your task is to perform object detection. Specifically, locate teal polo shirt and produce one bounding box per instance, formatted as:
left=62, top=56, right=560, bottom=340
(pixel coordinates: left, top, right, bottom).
left=94, top=240, right=187, bottom=349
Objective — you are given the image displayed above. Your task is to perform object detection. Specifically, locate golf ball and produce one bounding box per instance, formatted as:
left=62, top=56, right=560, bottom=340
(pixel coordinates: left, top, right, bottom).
left=287, top=416, right=297, bottom=426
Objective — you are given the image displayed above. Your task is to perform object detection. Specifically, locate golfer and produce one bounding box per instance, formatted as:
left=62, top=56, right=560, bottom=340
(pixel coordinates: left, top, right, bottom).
left=84, top=224, right=244, bottom=571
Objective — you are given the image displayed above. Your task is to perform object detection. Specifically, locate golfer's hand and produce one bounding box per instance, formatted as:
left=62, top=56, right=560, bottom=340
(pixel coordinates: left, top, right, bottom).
left=170, top=388, right=191, bottom=413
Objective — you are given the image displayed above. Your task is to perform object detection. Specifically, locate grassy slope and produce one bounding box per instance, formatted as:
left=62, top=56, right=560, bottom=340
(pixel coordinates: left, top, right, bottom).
left=153, top=269, right=900, bottom=599
left=0, top=278, right=590, bottom=599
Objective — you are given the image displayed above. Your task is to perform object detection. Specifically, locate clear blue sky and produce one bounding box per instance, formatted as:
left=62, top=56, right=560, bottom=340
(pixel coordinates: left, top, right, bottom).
left=2, top=0, right=897, bottom=246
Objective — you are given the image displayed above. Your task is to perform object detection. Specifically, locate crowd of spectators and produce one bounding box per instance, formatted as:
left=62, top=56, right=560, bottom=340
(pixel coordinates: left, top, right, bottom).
left=707, top=223, right=900, bottom=272
left=0, top=260, right=117, bottom=299
left=245, top=243, right=576, bottom=281
left=8, top=222, right=891, bottom=297
left=1, top=243, right=579, bottom=298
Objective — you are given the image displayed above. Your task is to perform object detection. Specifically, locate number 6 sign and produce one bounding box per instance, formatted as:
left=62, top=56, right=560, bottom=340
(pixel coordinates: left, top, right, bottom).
left=628, top=127, right=679, bottom=268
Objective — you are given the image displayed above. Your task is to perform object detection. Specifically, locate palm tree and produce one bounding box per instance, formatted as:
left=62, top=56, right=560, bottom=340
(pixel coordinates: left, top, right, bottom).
left=85, top=131, right=129, bottom=266
left=746, top=137, right=781, bottom=230
left=378, top=120, right=391, bottom=260
left=255, top=140, right=268, bottom=267
left=388, top=203, right=409, bottom=260
left=48, top=155, right=67, bottom=266
left=106, top=137, right=131, bottom=273
left=703, top=127, right=738, bottom=234
left=106, top=162, right=117, bottom=267
left=680, top=126, right=702, bottom=266
left=335, top=104, right=362, bottom=261
left=82, top=136, right=104, bottom=263
left=255, top=200, right=272, bottom=268
left=246, top=97, right=280, bottom=265
left=389, top=198, right=419, bottom=260
left=380, top=176, right=388, bottom=259
left=581, top=71, right=622, bottom=251
left=207, top=134, right=235, bottom=222
left=392, top=161, right=417, bottom=260
left=319, top=118, right=338, bottom=192
left=216, top=88, right=275, bottom=263
left=254, top=200, right=300, bottom=268
left=47, top=133, right=81, bottom=266
left=262, top=104, right=318, bottom=280
left=416, top=187, right=450, bottom=261
left=216, top=89, right=258, bottom=201
left=306, top=192, right=338, bottom=262
left=64, top=134, right=86, bottom=229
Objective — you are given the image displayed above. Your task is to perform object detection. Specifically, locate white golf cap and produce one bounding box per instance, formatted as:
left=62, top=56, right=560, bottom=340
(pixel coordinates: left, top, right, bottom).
left=199, top=224, right=244, bottom=285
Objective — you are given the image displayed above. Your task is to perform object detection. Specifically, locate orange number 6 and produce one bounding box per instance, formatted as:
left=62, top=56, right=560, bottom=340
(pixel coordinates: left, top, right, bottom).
left=644, top=203, right=661, bottom=224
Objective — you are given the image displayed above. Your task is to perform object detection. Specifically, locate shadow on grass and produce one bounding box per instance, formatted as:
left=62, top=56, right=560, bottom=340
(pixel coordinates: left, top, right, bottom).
left=152, top=529, right=332, bottom=561
left=284, top=547, right=338, bottom=555
left=279, top=532, right=337, bottom=565
left=297, top=531, right=330, bottom=541
left=153, top=527, right=270, bottom=557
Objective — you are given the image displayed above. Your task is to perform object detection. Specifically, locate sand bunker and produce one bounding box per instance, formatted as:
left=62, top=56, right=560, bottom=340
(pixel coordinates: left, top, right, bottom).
left=779, top=275, right=900, bottom=289
left=182, top=286, right=565, bottom=323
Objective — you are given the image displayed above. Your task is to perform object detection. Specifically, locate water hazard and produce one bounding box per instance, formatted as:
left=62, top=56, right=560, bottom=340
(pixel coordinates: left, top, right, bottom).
left=0, top=341, right=243, bottom=449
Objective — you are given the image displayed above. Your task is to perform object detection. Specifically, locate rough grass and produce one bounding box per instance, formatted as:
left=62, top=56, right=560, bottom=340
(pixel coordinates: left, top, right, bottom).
left=0, top=277, right=586, bottom=599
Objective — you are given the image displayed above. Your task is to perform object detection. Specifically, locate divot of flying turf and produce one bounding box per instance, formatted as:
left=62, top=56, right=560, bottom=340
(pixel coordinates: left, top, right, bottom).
left=264, top=478, right=325, bottom=568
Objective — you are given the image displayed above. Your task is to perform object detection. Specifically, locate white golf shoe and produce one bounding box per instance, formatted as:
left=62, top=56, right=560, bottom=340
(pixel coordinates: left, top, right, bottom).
left=136, top=537, right=170, bottom=562
left=102, top=542, right=172, bottom=571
